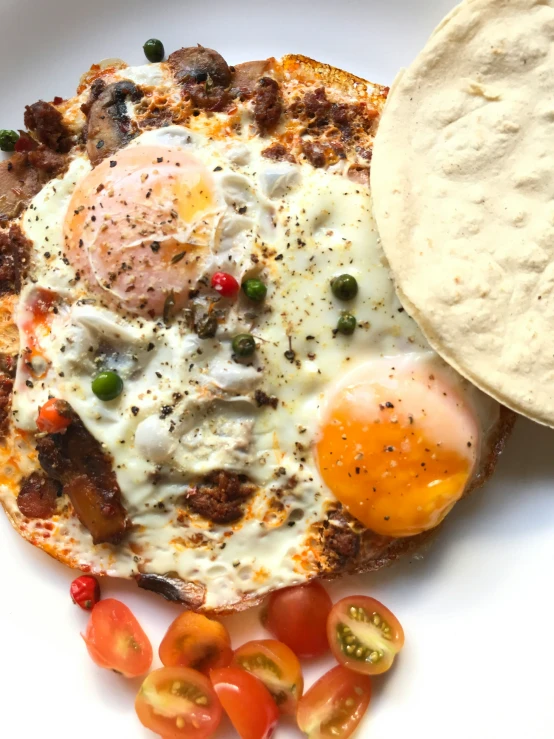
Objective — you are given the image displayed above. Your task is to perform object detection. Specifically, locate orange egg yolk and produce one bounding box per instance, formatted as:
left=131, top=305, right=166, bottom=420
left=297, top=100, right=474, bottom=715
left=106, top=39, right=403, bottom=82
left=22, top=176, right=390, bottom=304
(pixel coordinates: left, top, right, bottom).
left=315, top=361, right=479, bottom=537
left=64, top=145, right=218, bottom=317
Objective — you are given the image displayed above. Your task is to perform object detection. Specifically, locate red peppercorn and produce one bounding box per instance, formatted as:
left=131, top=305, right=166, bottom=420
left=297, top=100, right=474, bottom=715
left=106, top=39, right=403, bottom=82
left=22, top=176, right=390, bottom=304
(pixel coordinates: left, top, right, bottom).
left=14, top=133, right=36, bottom=153
left=70, top=575, right=101, bottom=611
left=211, top=272, right=240, bottom=298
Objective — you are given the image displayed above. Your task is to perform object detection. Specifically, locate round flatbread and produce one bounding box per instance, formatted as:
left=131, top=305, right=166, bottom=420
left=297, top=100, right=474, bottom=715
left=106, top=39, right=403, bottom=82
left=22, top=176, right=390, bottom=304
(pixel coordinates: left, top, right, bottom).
left=371, top=0, right=554, bottom=427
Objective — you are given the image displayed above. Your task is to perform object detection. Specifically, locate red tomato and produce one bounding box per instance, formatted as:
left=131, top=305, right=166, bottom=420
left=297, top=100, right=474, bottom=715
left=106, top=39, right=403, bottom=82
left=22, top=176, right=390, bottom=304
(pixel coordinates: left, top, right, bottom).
left=136, top=667, right=222, bottom=739
left=36, top=398, right=71, bottom=433
left=211, top=272, right=240, bottom=297
left=262, top=581, right=332, bottom=658
left=70, top=575, right=100, bottom=611
left=297, top=665, right=371, bottom=739
left=82, top=598, right=152, bottom=677
left=327, top=596, right=404, bottom=675
left=159, top=611, right=233, bottom=674
left=211, top=666, right=279, bottom=739
left=233, top=639, right=303, bottom=715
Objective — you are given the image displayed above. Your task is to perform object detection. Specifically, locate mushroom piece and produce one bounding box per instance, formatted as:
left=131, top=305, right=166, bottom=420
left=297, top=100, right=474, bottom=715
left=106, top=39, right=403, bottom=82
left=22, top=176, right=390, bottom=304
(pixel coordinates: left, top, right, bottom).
left=85, top=80, right=143, bottom=166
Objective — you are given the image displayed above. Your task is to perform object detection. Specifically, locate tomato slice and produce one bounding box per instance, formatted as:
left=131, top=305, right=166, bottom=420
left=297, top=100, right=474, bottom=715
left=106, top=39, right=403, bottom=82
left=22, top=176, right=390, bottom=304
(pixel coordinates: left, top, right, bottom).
left=327, top=595, right=404, bottom=675
left=262, top=581, right=332, bottom=658
left=135, top=667, right=222, bottom=739
left=211, top=666, right=279, bottom=739
left=82, top=598, right=152, bottom=678
left=159, top=611, right=232, bottom=674
left=233, top=639, right=303, bottom=715
left=297, top=665, right=371, bottom=739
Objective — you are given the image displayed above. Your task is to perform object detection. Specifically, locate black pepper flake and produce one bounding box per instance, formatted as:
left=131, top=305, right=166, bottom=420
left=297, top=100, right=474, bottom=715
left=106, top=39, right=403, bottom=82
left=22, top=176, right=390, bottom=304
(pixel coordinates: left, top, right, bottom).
left=284, top=349, right=295, bottom=362
left=385, top=402, right=394, bottom=408
left=25, top=380, right=34, bottom=388
left=254, top=390, right=279, bottom=409
left=110, top=160, right=117, bottom=168
left=274, top=254, right=283, bottom=261
left=131, top=406, right=140, bottom=416
left=147, top=342, right=155, bottom=352
left=91, top=215, right=96, bottom=222
left=160, top=405, right=173, bottom=419
left=386, top=446, right=394, bottom=452
left=384, top=516, right=390, bottom=521
left=96, top=140, right=104, bottom=150
left=171, top=251, right=186, bottom=264
left=145, top=189, right=152, bottom=199
left=157, top=157, right=163, bottom=163
left=150, top=241, right=161, bottom=253
left=238, top=206, right=247, bottom=215
left=214, top=166, right=222, bottom=172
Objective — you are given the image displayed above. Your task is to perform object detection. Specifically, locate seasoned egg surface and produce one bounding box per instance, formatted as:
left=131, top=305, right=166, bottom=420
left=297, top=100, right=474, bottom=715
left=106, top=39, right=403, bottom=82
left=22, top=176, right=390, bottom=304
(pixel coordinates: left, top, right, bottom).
left=0, top=54, right=506, bottom=612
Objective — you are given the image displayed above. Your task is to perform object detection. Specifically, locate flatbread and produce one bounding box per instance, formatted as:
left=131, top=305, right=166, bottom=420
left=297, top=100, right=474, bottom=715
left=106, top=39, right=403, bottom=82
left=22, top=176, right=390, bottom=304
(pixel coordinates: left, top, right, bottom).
left=371, top=0, right=554, bottom=427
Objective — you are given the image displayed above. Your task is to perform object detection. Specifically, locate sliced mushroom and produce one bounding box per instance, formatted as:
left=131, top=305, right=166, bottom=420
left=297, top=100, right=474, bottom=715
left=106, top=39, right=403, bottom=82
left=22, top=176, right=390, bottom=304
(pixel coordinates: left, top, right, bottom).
left=168, top=46, right=232, bottom=87
left=85, top=80, right=143, bottom=166
left=136, top=573, right=206, bottom=608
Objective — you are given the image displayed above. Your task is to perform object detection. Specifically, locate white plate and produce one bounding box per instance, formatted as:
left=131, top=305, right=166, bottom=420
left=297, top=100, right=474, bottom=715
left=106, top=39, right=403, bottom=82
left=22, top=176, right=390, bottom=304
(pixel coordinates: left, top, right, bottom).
left=1, top=1, right=553, bottom=737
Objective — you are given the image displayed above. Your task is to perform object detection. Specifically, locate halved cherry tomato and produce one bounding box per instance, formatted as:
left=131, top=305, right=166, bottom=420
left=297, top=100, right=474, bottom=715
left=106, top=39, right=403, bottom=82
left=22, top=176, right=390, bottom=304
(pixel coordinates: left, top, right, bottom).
left=327, top=595, right=404, bottom=675
left=36, top=398, right=71, bottom=433
left=262, top=581, right=332, bottom=658
left=211, top=666, right=279, bottom=739
left=233, top=639, right=303, bottom=715
left=82, top=598, right=152, bottom=677
left=297, top=665, right=371, bottom=739
left=135, top=666, right=222, bottom=739
left=159, top=611, right=233, bottom=674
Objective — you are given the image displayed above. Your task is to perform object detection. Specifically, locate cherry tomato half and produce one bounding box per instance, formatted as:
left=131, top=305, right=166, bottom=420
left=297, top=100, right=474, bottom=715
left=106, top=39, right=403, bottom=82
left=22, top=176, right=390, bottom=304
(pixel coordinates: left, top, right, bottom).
left=82, top=598, right=152, bottom=677
left=36, top=398, right=71, bottom=433
left=297, top=665, right=371, bottom=739
left=159, top=611, right=233, bottom=674
left=327, top=595, right=404, bottom=675
left=211, top=666, right=279, bottom=739
left=233, top=639, right=303, bottom=715
left=136, top=667, right=222, bottom=739
left=262, top=581, right=332, bottom=658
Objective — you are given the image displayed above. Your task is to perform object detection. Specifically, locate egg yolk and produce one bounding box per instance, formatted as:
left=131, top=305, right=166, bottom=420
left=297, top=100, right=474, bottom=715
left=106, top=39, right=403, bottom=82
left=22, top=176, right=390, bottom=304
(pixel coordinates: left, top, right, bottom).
left=315, top=360, right=479, bottom=537
left=64, top=145, right=218, bottom=316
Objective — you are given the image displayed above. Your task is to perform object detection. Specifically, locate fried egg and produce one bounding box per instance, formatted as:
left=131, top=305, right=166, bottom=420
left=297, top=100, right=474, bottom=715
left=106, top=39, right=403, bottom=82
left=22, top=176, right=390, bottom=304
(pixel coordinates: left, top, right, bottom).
left=0, top=53, right=508, bottom=612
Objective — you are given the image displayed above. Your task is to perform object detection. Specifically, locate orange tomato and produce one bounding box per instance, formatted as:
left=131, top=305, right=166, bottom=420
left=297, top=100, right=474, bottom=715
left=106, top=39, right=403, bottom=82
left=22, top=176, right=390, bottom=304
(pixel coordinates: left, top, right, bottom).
left=262, top=581, right=332, bottom=658
left=297, top=665, right=371, bottom=739
left=135, top=667, right=222, bottom=739
left=327, top=595, right=404, bottom=675
left=159, top=611, right=233, bottom=674
left=233, top=639, right=303, bottom=715
left=211, top=666, right=279, bottom=739
left=82, top=598, right=152, bottom=677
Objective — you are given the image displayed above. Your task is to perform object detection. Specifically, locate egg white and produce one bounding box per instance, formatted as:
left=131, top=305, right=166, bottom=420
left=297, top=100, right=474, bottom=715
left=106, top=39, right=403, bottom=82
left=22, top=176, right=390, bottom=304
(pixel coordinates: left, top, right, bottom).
left=11, top=123, right=500, bottom=609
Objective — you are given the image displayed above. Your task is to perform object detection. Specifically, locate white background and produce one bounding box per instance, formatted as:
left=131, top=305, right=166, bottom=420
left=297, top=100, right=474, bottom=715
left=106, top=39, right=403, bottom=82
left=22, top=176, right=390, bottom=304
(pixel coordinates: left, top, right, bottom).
left=1, top=1, right=554, bottom=737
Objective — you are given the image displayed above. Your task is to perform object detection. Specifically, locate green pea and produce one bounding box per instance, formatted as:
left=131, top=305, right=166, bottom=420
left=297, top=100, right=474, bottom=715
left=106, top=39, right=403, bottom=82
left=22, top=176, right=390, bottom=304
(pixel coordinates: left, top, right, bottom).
left=337, top=313, right=357, bottom=335
left=143, top=38, right=165, bottom=63
left=242, top=278, right=267, bottom=302
left=0, top=130, right=19, bottom=152
left=92, top=371, right=123, bottom=401
left=331, top=274, right=358, bottom=301
left=232, top=333, right=256, bottom=357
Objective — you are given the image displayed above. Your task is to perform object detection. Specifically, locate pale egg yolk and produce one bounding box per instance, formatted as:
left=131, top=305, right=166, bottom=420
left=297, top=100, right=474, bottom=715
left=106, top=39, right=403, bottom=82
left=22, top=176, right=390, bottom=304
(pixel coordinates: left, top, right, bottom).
left=315, top=359, right=479, bottom=537
left=64, top=145, right=218, bottom=316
